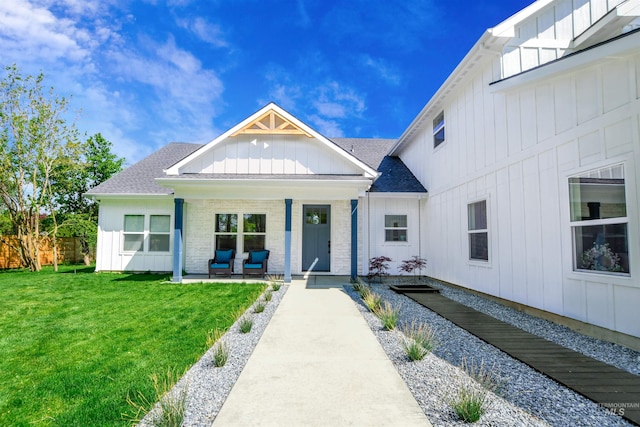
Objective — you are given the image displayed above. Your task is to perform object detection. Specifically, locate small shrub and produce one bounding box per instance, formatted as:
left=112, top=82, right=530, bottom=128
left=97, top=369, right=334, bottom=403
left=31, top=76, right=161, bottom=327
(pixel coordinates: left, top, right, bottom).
left=363, top=291, right=382, bottom=313
left=367, top=256, right=392, bottom=283
left=399, top=256, right=428, bottom=278
left=238, top=316, right=253, bottom=333
left=402, top=320, right=436, bottom=353
left=450, top=384, right=486, bottom=423
left=267, top=274, right=284, bottom=291
left=402, top=338, right=430, bottom=361
left=254, top=300, right=266, bottom=313
left=212, top=340, right=230, bottom=367
left=448, top=358, right=499, bottom=423
left=352, top=278, right=366, bottom=295
left=205, top=328, right=225, bottom=348
left=355, top=281, right=370, bottom=299
left=125, top=366, right=187, bottom=427
left=376, top=301, right=399, bottom=330
left=461, top=357, right=501, bottom=394
left=264, top=289, right=273, bottom=302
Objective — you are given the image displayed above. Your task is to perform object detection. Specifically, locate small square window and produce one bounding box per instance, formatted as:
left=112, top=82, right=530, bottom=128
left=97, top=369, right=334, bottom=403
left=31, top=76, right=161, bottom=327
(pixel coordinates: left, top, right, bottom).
left=384, top=215, right=408, bottom=242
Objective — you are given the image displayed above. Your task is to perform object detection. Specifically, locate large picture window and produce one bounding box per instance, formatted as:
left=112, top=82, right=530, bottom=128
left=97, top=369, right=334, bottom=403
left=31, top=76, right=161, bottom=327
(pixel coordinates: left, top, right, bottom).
left=569, top=164, right=629, bottom=274
left=215, top=213, right=266, bottom=252
left=468, top=201, right=488, bottom=261
left=385, top=215, right=408, bottom=242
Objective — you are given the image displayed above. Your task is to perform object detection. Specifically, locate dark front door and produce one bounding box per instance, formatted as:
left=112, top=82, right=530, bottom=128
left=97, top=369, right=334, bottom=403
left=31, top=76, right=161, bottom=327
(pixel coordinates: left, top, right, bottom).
left=302, top=205, right=331, bottom=272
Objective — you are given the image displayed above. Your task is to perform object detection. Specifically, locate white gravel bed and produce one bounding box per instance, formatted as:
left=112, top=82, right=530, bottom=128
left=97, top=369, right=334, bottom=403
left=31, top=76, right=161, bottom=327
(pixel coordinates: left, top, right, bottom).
left=345, top=280, right=636, bottom=427
left=139, top=283, right=288, bottom=427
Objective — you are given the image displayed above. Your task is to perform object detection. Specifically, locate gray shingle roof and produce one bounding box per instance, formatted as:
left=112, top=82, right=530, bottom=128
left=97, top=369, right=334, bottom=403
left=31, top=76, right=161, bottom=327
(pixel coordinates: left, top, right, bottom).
left=86, top=142, right=203, bottom=195
left=330, top=138, right=395, bottom=169
left=86, top=138, right=427, bottom=196
left=369, top=156, right=427, bottom=193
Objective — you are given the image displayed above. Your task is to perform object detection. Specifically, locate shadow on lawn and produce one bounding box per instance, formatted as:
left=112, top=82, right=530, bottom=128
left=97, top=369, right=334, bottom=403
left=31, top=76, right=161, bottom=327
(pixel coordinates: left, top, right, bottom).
left=61, top=266, right=96, bottom=274
left=114, top=273, right=172, bottom=282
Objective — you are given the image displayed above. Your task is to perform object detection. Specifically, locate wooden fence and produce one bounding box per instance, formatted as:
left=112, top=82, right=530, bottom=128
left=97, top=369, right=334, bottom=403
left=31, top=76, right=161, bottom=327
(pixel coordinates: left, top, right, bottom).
left=0, top=236, right=94, bottom=269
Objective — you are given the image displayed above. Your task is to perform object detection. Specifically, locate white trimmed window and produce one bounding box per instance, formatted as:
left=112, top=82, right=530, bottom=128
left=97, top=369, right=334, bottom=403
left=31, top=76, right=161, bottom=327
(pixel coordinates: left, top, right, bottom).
left=215, top=213, right=266, bottom=252
left=569, top=164, right=629, bottom=274
left=123, top=214, right=171, bottom=252
left=433, top=111, right=445, bottom=148
left=123, top=215, right=145, bottom=251
left=385, top=215, right=408, bottom=242
left=149, top=215, right=171, bottom=252
left=468, top=201, right=488, bottom=261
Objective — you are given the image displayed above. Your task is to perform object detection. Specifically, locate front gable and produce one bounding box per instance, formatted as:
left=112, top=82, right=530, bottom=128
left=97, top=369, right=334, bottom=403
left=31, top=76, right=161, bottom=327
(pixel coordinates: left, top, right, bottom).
left=165, top=103, right=377, bottom=178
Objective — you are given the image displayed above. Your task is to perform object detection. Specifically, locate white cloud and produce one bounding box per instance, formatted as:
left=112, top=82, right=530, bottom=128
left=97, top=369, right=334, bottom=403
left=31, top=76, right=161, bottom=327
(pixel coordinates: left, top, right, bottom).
left=308, top=115, right=344, bottom=138
left=176, top=16, right=228, bottom=47
left=264, top=65, right=366, bottom=137
left=361, top=55, right=402, bottom=86
left=0, top=0, right=90, bottom=62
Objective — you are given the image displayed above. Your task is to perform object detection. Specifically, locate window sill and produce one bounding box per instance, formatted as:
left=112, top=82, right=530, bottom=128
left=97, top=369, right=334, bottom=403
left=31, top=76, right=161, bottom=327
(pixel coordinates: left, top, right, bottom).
left=468, top=259, right=491, bottom=268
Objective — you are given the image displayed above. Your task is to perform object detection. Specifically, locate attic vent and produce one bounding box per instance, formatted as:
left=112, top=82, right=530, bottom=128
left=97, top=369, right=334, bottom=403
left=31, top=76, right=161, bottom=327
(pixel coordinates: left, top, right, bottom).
left=231, top=109, right=313, bottom=137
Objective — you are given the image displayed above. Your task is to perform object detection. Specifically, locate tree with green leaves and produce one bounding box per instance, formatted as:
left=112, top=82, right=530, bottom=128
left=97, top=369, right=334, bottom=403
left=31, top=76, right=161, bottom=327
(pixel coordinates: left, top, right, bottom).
left=0, top=64, right=81, bottom=271
left=50, top=133, right=124, bottom=264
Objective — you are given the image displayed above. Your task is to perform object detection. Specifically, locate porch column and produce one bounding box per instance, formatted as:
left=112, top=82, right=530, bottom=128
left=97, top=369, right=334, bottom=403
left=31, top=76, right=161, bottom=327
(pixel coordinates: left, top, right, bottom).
left=284, top=199, right=292, bottom=283
left=351, top=199, right=358, bottom=281
left=172, top=198, right=184, bottom=282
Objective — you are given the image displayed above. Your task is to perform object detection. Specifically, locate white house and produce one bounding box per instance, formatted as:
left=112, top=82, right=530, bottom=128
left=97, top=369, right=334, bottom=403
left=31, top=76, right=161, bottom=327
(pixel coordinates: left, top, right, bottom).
left=87, top=0, right=640, bottom=344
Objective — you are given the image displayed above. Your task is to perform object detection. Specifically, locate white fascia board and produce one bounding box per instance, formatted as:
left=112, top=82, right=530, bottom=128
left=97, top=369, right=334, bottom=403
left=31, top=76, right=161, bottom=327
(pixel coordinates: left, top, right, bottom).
left=164, top=104, right=279, bottom=176
left=390, top=1, right=561, bottom=157
left=390, top=30, right=497, bottom=155
left=366, top=192, right=429, bottom=199
left=84, top=193, right=172, bottom=201
left=164, top=102, right=378, bottom=178
left=574, top=0, right=640, bottom=49
left=157, top=177, right=373, bottom=200
left=490, top=29, right=640, bottom=93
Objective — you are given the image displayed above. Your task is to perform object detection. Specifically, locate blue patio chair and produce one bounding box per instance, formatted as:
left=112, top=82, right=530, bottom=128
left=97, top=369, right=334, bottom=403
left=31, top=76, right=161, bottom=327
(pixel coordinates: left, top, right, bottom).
left=242, top=249, right=270, bottom=278
left=208, top=249, right=235, bottom=278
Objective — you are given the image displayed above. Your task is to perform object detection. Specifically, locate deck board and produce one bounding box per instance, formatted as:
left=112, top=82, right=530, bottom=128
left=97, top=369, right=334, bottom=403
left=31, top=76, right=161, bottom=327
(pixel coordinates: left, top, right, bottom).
left=401, top=291, right=640, bottom=426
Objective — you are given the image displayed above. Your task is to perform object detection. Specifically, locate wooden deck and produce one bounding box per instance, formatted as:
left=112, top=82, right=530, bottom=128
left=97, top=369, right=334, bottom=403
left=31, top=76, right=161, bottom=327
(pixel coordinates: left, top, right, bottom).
left=401, top=291, right=640, bottom=426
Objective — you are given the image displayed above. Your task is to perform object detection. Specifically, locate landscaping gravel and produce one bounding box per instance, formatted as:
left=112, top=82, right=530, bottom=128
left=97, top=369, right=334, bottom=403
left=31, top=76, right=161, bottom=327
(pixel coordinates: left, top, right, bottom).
left=138, top=284, right=288, bottom=427
left=345, top=278, right=638, bottom=427
left=140, top=278, right=638, bottom=427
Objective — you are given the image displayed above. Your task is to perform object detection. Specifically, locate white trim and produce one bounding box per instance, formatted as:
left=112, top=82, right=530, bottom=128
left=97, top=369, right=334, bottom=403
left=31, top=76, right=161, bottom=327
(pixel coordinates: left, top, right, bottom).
left=490, top=29, right=640, bottom=93
left=164, top=103, right=378, bottom=179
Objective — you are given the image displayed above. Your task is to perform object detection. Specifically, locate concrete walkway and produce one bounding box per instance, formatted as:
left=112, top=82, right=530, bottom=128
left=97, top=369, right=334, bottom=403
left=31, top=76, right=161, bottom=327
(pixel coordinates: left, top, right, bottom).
left=212, top=276, right=431, bottom=427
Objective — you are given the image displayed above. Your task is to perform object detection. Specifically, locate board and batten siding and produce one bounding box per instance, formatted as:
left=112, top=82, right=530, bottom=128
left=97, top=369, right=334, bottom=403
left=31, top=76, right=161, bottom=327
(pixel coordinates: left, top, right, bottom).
left=95, top=198, right=174, bottom=272
left=179, top=134, right=361, bottom=175
left=402, top=49, right=640, bottom=337
left=500, top=0, right=629, bottom=78
left=362, top=196, right=424, bottom=276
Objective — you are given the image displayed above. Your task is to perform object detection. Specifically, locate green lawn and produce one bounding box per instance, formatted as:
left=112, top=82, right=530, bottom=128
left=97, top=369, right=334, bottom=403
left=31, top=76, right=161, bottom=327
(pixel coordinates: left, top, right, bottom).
left=0, top=266, right=266, bottom=426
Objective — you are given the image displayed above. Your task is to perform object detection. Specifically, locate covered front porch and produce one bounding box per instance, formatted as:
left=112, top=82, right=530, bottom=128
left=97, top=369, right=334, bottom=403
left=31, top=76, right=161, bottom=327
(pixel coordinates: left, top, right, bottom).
left=170, top=196, right=362, bottom=283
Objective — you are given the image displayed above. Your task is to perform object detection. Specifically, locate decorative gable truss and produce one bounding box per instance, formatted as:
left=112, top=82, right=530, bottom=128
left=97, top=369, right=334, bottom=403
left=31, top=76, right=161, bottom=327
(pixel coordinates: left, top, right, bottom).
left=164, top=103, right=378, bottom=178
left=231, top=110, right=313, bottom=137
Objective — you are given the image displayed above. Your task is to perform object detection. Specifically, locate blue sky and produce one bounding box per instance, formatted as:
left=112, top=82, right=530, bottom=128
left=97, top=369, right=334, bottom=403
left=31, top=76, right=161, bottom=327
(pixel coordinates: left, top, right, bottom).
left=0, top=0, right=533, bottom=164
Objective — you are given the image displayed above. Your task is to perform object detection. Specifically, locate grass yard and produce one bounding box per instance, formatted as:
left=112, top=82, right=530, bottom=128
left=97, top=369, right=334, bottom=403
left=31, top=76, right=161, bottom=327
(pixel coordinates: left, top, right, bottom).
left=0, top=266, right=266, bottom=426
